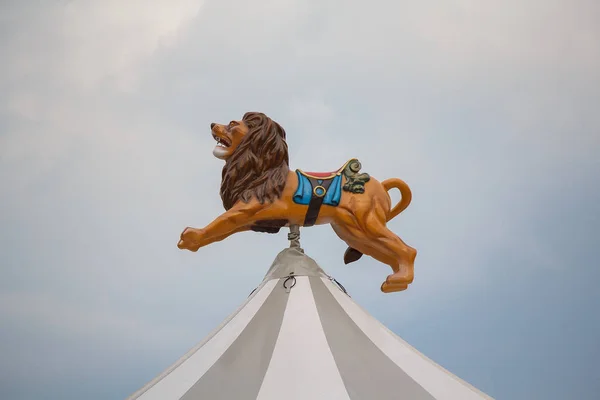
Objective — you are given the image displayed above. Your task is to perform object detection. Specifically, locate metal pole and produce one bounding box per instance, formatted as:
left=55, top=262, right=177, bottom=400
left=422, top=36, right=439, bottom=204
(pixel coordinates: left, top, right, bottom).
left=287, top=224, right=302, bottom=251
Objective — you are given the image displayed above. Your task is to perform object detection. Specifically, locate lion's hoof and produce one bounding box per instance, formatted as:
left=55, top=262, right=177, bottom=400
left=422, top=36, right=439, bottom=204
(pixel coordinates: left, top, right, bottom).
left=381, top=281, right=409, bottom=293
left=385, top=270, right=414, bottom=285
left=343, top=247, right=363, bottom=264
left=177, top=240, right=200, bottom=252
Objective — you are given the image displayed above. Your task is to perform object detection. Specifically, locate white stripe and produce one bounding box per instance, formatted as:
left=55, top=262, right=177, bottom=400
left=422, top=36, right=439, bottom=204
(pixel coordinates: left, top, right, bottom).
left=136, top=280, right=278, bottom=400
left=257, top=277, right=351, bottom=400
left=322, top=278, right=493, bottom=400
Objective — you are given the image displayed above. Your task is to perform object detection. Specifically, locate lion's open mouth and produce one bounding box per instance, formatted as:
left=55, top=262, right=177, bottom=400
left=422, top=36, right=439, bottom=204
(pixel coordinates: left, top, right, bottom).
left=213, top=134, right=231, bottom=148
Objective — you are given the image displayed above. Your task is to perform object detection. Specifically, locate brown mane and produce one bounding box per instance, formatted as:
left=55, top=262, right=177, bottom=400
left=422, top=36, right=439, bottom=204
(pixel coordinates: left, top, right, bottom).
left=220, top=112, right=289, bottom=210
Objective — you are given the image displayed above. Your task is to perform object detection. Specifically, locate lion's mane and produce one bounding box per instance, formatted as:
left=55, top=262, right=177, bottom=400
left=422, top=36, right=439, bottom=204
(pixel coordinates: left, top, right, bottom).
left=220, top=112, right=289, bottom=210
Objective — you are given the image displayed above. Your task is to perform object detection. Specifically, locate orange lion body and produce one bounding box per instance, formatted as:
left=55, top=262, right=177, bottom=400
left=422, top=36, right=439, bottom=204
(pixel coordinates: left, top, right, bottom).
left=178, top=112, right=416, bottom=293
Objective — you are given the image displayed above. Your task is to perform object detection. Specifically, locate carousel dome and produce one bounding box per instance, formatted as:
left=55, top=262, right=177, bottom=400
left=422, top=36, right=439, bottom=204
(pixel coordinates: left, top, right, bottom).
left=127, top=240, right=492, bottom=400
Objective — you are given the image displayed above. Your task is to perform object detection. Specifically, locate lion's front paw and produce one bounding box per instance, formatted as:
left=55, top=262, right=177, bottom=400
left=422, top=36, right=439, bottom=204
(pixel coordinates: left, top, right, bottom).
left=177, top=227, right=204, bottom=252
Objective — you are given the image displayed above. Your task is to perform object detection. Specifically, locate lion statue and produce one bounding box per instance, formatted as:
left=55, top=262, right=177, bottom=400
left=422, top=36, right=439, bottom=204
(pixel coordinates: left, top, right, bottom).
left=177, top=112, right=417, bottom=293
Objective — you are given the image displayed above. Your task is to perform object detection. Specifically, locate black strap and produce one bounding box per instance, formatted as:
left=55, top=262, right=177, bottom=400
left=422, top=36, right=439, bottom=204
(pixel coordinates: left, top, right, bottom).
left=303, top=177, right=335, bottom=227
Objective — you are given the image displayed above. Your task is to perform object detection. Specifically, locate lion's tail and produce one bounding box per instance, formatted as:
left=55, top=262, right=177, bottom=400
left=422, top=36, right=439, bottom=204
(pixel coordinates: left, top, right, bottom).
left=382, top=178, right=412, bottom=222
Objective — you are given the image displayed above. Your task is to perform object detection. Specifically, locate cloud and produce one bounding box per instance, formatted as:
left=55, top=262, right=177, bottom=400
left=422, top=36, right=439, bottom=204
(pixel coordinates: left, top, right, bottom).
left=1, top=0, right=599, bottom=399
left=2, top=0, right=204, bottom=89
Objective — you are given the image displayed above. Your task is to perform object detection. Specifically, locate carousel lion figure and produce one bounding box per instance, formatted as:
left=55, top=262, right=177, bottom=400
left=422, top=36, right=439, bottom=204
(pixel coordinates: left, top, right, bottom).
left=177, top=112, right=417, bottom=293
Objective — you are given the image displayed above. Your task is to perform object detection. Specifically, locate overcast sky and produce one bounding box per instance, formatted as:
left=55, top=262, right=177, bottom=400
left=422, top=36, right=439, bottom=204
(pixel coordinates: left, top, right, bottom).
left=1, top=0, right=599, bottom=399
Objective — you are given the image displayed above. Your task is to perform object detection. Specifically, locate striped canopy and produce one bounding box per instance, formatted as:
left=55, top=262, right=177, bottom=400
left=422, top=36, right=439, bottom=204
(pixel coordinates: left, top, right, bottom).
left=128, top=246, right=493, bottom=400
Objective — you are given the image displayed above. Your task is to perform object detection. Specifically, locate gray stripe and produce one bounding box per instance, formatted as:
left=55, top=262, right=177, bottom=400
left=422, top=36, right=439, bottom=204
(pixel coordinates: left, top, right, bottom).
left=126, top=279, right=273, bottom=400
left=180, top=280, right=289, bottom=400
left=309, top=277, right=436, bottom=400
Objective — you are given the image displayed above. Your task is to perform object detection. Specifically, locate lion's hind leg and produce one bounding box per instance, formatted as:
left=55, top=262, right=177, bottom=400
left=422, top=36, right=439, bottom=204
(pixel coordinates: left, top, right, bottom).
left=333, top=198, right=416, bottom=293
left=363, top=197, right=416, bottom=291
left=367, top=228, right=415, bottom=293
left=372, top=227, right=416, bottom=292
left=332, top=222, right=410, bottom=293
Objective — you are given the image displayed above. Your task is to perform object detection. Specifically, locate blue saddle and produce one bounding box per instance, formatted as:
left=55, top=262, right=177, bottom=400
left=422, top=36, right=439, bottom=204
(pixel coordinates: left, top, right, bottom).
left=292, top=159, right=368, bottom=227
left=293, top=170, right=343, bottom=207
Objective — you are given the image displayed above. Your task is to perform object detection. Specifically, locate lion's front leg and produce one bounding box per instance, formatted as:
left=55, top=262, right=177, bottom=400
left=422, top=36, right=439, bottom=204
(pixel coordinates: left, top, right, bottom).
left=177, top=201, right=264, bottom=252
left=178, top=225, right=251, bottom=252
